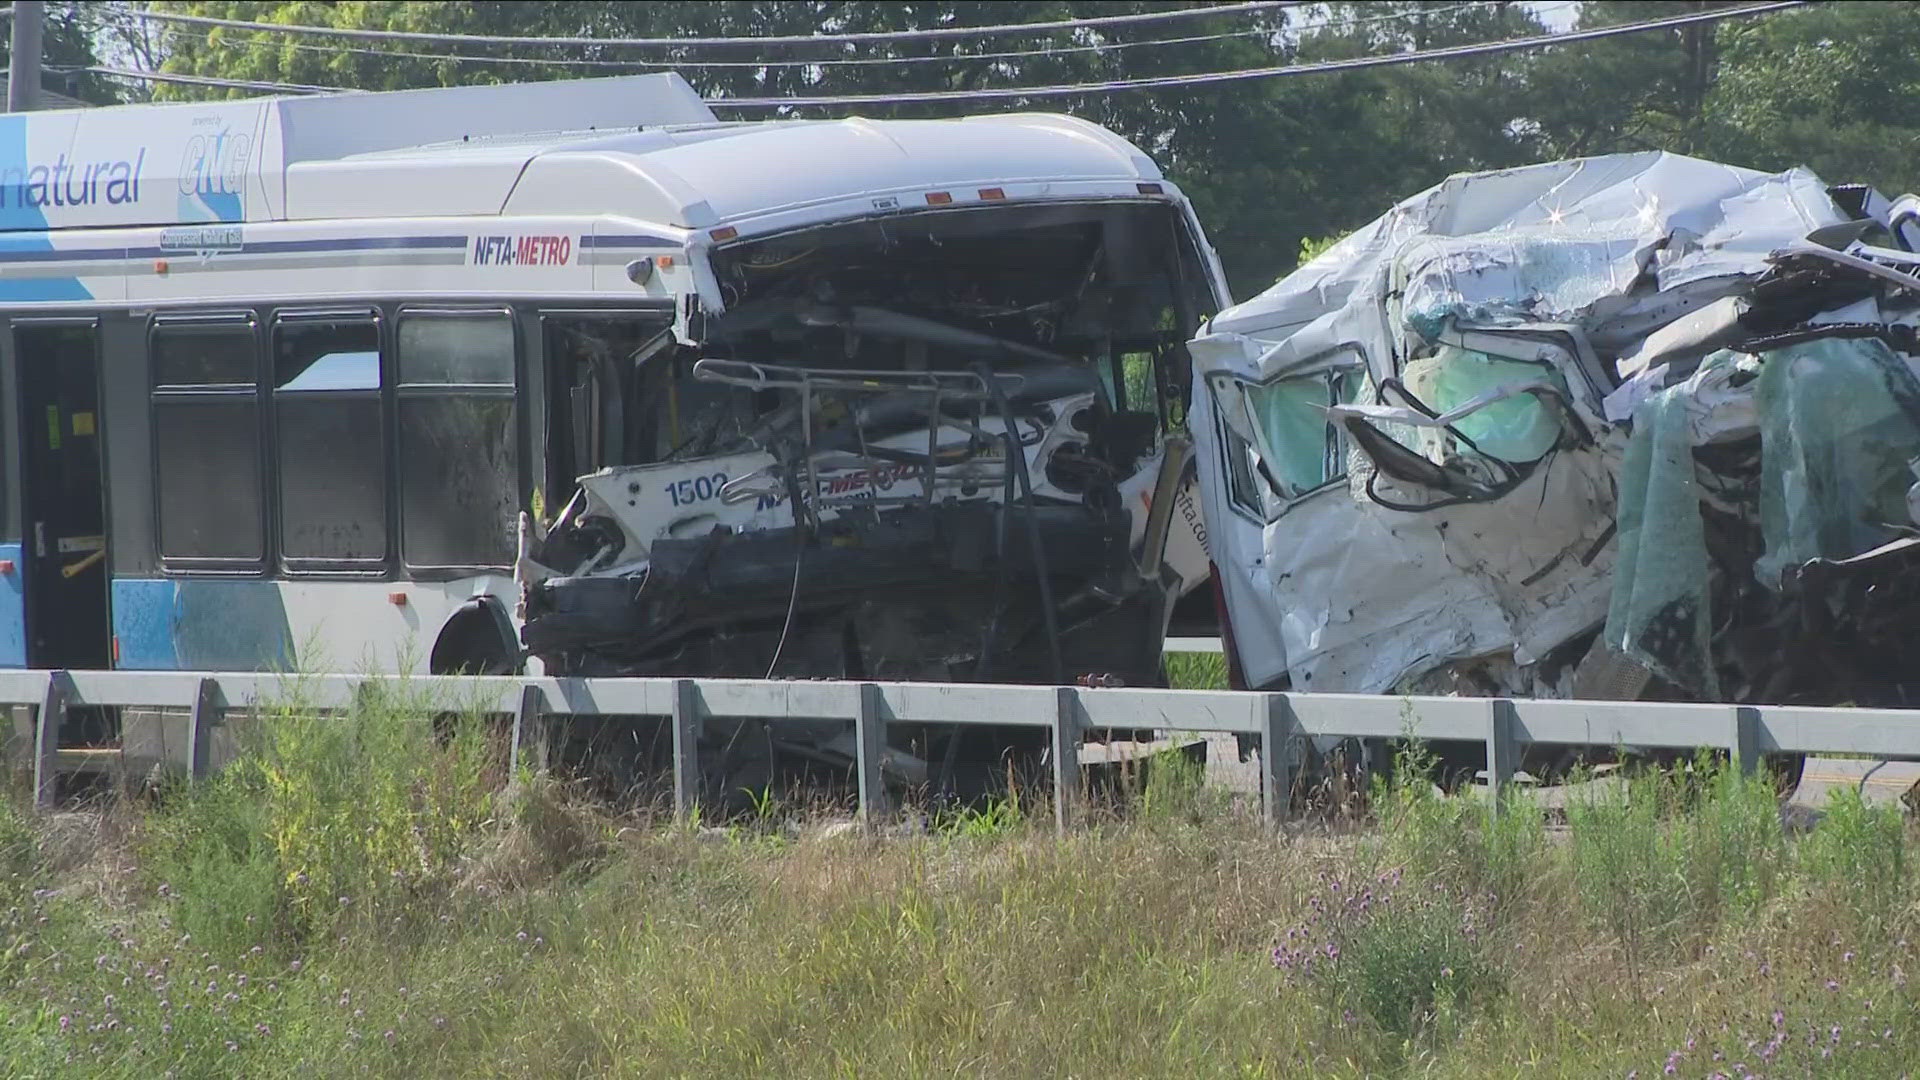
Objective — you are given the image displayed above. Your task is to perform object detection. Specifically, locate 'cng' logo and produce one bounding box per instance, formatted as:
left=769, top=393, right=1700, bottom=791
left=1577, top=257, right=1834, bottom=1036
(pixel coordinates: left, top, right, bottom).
left=178, top=129, right=250, bottom=222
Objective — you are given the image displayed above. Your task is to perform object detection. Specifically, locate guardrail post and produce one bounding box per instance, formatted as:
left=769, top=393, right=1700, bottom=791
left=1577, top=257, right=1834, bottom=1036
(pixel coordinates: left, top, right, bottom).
left=187, top=676, right=222, bottom=781
left=854, top=682, right=887, bottom=823
left=1052, top=686, right=1080, bottom=833
left=1729, top=704, right=1760, bottom=776
left=671, top=679, right=700, bottom=822
left=509, top=683, right=544, bottom=775
left=32, top=671, right=66, bottom=811
left=1485, top=698, right=1519, bottom=814
left=1259, top=692, right=1297, bottom=828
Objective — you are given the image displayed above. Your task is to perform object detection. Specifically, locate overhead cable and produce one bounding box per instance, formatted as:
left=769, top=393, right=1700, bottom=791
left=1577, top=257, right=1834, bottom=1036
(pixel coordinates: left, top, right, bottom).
left=127, top=1, right=1296, bottom=50
left=90, top=1, right=1804, bottom=105
left=85, top=64, right=336, bottom=93
left=706, top=1, right=1809, bottom=107
left=139, top=0, right=1540, bottom=73
left=148, top=21, right=1282, bottom=72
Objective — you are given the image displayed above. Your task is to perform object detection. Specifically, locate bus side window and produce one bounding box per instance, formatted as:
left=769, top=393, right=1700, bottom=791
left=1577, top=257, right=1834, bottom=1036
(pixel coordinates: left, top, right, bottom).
left=273, top=316, right=387, bottom=567
left=150, top=321, right=264, bottom=564
left=396, top=313, right=517, bottom=570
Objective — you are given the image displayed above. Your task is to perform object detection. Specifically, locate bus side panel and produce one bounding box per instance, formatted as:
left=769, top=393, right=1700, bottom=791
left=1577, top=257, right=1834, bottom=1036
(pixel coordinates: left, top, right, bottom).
left=0, top=542, right=23, bottom=667
left=112, top=575, right=515, bottom=673
left=0, top=320, right=21, bottom=668
left=276, top=577, right=516, bottom=674
left=112, top=578, right=295, bottom=670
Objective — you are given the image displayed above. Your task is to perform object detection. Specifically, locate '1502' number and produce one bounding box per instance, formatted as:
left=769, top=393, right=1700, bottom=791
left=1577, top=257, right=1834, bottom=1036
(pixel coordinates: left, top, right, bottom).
left=667, top=473, right=729, bottom=506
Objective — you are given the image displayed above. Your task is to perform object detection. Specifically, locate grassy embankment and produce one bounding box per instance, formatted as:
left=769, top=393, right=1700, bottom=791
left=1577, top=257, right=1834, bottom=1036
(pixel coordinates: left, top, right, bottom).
left=1, top=664, right=1917, bottom=1078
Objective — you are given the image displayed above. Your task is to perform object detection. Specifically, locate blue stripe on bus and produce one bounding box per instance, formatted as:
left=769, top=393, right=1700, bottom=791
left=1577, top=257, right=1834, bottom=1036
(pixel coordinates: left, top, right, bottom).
left=579, top=233, right=681, bottom=250
left=0, top=234, right=472, bottom=265
left=184, top=235, right=469, bottom=256
left=113, top=578, right=295, bottom=672
left=0, top=544, right=25, bottom=668
left=0, top=277, right=91, bottom=301
left=0, top=231, right=679, bottom=266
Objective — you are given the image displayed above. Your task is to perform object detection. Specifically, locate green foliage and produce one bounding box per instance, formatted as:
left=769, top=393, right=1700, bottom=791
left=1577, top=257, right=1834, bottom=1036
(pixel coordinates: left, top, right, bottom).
left=1562, top=757, right=1793, bottom=994
left=1296, top=233, right=1346, bottom=266
left=933, top=791, right=1025, bottom=839
left=1374, top=756, right=1545, bottom=915
left=12, top=735, right=1920, bottom=1074
left=1566, top=766, right=1680, bottom=993
left=5, top=3, right=122, bottom=106
left=141, top=678, right=503, bottom=956
left=1337, top=888, right=1500, bottom=1044
left=1135, top=744, right=1228, bottom=824
left=1705, top=1, right=1920, bottom=196
left=1670, top=755, right=1789, bottom=922
left=1164, top=651, right=1227, bottom=691
left=1798, top=783, right=1908, bottom=939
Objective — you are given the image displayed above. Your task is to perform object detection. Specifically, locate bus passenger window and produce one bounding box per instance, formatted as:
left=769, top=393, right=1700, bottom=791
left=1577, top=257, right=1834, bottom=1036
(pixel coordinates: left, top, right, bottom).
left=397, top=314, right=517, bottom=569
left=150, top=323, right=263, bottom=563
left=273, top=318, right=387, bottom=566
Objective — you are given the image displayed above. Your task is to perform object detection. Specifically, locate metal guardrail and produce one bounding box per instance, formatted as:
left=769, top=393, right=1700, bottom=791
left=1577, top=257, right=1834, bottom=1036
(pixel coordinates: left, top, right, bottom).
left=9, top=668, right=1920, bottom=828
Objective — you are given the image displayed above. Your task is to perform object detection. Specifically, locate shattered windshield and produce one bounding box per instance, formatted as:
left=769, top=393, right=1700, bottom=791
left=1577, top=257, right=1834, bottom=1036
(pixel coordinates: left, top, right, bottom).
left=1243, top=367, right=1358, bottom=503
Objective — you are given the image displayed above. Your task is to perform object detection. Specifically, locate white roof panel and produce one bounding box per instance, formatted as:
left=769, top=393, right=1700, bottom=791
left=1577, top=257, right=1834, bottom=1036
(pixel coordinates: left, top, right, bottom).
left=0, top=76, right=1170, bottom=232
left=495, top=113, right=1164, bottom=229
left=0, top=74, right=716, bottom=230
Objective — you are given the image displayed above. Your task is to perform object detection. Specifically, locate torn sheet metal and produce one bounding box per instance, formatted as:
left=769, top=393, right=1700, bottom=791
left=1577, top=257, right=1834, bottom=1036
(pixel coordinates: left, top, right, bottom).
left=1193, top=150, right=1920, bottom=711
left=519, top=195, right=1224, bottom=803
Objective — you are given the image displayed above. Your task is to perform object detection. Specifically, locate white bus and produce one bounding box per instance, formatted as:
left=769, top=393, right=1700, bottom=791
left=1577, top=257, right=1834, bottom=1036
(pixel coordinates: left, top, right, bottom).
left=1, top=73, right=1227, bottom=792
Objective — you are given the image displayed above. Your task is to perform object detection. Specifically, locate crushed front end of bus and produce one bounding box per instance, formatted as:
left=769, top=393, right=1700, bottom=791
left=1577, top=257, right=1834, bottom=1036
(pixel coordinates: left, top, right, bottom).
left=1191, top=151, right=1920, bottom=783
left=520, top=200, right=1219, bottom=799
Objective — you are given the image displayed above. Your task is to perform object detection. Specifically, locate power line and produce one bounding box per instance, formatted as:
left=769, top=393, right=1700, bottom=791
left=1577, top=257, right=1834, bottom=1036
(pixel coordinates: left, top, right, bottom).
left=84, top=64, right=335, bottom=93
left=149, top=21, right=1280, bottom=72
left=136, top=1, right=1535, bottom=74
left=87, top=1, right=1804, bottom=106
left=707, top=1, right=1810, bottom=107
left=127, top=2, right=1295, bottom=50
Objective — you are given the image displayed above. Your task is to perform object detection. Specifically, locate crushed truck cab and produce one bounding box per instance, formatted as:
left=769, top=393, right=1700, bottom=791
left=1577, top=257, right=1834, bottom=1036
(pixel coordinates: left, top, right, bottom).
left=1193, top=151, right=1920, bottom=775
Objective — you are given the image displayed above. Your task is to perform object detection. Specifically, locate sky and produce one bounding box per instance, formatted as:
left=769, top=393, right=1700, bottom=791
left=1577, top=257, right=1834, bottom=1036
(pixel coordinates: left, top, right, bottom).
left=1528, top=1, right=1583, bottom=32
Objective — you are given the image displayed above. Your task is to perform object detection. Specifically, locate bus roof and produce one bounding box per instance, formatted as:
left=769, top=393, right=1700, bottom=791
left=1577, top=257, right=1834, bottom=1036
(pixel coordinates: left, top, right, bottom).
left=0, top=73, right=1168, bottom=235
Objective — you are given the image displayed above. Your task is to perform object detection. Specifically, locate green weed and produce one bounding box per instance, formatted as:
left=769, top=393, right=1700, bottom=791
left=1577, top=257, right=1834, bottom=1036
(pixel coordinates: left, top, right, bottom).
left=6, top=687, right=1920, bottom=1078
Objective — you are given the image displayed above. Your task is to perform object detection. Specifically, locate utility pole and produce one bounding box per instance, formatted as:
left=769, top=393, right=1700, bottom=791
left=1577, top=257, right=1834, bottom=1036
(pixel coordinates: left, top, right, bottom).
left=8, top=0, right=44, bottom=113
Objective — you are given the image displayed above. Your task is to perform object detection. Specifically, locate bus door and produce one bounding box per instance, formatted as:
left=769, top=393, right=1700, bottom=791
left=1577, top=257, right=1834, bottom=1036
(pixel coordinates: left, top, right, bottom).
left=14, top=321, right=110, bottom=672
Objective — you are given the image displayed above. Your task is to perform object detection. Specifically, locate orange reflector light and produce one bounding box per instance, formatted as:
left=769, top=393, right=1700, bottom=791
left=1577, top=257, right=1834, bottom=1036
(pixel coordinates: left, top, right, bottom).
left=153, top=259, right=169, bottom=274
left=0, top=560, right=14, bottom=575
left=657, top=255, right=675, bottom=269
left=388, top=592, right=408, bottom=606
left=925, top=191, right=953, bottom=205
left=1137, top=182, right=1164, bottom=195
left=709, top=226, right=739, bottom=242
left=978, top=187, right=1006, bottom=200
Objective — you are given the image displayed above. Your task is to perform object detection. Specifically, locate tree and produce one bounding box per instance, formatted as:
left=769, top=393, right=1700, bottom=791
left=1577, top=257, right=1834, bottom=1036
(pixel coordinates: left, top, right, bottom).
left=2, top=2, right=121, bottom=106
left=1703, top=1, right=1920, bottom=195
left=136, top=1, right=1920, bottom=296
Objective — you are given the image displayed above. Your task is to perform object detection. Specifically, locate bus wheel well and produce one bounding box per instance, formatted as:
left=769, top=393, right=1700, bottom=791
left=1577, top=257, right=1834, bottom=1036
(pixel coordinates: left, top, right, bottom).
left=431, top=597, right=520, bottom=676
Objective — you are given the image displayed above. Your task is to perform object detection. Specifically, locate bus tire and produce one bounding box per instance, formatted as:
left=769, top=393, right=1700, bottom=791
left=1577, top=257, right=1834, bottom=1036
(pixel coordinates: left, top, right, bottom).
left=431, top=596, right=520, bottom=676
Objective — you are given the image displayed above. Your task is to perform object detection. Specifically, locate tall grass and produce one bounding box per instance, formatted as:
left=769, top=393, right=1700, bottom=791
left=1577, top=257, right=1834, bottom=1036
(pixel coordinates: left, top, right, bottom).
left=4, top=699, right=1920, bottom=1077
